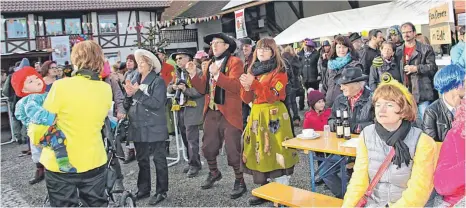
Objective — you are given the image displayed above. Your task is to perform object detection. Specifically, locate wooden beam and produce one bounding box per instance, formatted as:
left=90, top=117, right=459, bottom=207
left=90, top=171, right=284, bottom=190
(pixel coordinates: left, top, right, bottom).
left=287, top=1, right=302, bottom=19
left=298, top=1, right=304, bottom=19
left=348, top=0, right=360, bottom=9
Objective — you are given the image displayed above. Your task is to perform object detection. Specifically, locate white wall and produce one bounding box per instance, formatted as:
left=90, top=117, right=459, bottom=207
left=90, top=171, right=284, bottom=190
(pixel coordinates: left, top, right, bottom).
left=28, top=14, right=35, bottom=39
left=91, top=12, right=98, bottom=35
left=1, top=15, right=4, bottom=42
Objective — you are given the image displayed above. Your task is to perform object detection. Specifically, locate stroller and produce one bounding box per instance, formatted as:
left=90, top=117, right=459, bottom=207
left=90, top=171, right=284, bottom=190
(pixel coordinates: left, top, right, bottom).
left=43, top=117, right=136, bottom=207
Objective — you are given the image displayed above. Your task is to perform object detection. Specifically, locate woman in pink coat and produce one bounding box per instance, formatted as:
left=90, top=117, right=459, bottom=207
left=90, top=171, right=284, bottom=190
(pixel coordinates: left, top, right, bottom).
left=434, top=98, right=465, bottom=206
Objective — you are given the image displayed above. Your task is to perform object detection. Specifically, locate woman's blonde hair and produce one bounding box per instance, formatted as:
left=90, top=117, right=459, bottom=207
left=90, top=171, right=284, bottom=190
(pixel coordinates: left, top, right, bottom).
left=71, top=40, right=105, bottom=72
left=372, top=84, right=418, bottom=122
left=247, top=38, right=285, bottom=74
left=283, top=45, right=296, bottom=56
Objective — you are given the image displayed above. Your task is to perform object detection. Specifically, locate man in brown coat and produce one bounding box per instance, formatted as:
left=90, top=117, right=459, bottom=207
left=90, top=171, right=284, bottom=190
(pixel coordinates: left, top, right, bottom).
left=187, top=33, right=246, bottom=199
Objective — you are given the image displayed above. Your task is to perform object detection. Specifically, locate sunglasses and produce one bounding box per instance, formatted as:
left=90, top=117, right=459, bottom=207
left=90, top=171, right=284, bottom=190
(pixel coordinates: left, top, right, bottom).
left=176, top=57, right=184, bottom=61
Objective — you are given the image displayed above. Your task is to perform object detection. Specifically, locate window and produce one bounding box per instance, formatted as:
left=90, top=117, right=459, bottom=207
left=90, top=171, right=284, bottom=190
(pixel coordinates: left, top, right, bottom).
left=6, top=17, right=27, bottom=39
left=45, top=19, right=63, bottom=35
left=98, top=14, right=117, bottom=34
left=65, top=18, right=82, bottom=34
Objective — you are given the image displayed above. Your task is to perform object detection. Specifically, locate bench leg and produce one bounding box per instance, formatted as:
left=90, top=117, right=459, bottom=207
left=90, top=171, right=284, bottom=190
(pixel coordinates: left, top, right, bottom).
left=309, top=152, right=316, bottom=192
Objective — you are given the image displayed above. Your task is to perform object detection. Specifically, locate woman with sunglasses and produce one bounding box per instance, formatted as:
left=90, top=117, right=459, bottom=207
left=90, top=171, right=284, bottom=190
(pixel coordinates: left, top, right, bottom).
left=40, top=61, right=58, bottom=92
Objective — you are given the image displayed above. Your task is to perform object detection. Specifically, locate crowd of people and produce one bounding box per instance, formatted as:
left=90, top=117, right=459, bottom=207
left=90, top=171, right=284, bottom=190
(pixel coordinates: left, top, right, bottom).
left=1, top=22, right=465, bottom=207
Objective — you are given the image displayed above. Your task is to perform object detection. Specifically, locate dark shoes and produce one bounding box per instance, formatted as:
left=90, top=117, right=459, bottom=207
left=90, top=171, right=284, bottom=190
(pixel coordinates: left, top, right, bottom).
left=182, top=165, right=190, bottom=174
left=29, top=163, right=44, bottom=185
left=230, top=178, right=247, bottom=199
left=148, top=193, right=167, bottom=205
left=249, top=196, right=266, bottom=205
left=136, top=191, right=150, bottom=200
left=113, top=179, right=125, bottom=193
left=187, top=166, right=201, bottom=178
left=201, top=171, right=222, bottom=189
left=123, top=148, right=136, bottom=164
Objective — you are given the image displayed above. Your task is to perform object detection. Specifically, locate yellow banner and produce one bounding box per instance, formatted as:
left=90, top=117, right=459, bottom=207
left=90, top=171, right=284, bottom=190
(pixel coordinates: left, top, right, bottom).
left=430, top=24, right=452, bottom=45
left=429, top=3, right=449, bottom=26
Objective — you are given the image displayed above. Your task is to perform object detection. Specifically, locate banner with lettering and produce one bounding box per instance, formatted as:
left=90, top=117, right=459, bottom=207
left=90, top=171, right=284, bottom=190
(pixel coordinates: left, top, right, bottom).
left=429, top=3, right=452, bottom=45
left=51, top=36, right=71, bottom=65
left=235, top=9, right=248, bottom=39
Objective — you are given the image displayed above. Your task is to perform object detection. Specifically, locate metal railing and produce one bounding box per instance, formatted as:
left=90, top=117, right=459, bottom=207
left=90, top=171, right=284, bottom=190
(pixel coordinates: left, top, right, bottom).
left=35, top=33, right=94, bottom=50
left=160, top=29, right=197, bottom=43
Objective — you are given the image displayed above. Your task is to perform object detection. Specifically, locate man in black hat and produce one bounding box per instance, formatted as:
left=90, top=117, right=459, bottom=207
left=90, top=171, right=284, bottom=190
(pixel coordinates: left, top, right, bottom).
left=323, top=67, right=374, bottom=199
left=239, top=37, right=254, bottom=129
left=360, top=29, right=383, bottom=75
left=348, top=32, right=363, bottom=52
left=167, top=49, right=205, bottom=178
left=187, top=33, right=247, bottom=199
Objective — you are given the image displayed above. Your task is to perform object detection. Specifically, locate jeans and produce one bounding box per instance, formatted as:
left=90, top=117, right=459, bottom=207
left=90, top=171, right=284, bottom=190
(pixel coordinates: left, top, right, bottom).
left=416, top=101, right=431, bottom=127
left=318, top=155, right=344, bottom=198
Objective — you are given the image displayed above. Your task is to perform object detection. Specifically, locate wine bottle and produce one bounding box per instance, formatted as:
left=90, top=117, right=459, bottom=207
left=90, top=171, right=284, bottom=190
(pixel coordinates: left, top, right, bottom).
left=343, top=110, right=351, bottom=140
left=336, top=110, right=343, bottom=138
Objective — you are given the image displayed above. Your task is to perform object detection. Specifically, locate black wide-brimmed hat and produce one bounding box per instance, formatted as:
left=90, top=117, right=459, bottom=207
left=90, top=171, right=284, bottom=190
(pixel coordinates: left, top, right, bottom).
left=204, top=33, right=237, bottom=53
left=348, top=32, right=362, bottom=42
left=338, top=67, right=369, bottom=85
left=170, top=49, right=194, bottom=60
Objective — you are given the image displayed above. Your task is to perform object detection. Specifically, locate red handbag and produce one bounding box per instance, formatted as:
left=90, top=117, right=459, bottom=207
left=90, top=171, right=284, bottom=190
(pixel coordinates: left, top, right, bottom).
left=356, top=147, right=395, bottom=207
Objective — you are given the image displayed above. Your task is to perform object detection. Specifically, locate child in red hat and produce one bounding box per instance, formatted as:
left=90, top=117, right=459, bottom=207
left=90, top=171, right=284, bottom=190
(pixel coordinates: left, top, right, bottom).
left=303, top=89, right=331, bottom=131
left=12, top=66, right=76, bottom=173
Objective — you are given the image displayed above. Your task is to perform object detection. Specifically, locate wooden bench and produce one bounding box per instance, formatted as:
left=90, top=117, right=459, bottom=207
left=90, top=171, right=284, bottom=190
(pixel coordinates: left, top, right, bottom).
left=252, top=182, right=343, bottom=207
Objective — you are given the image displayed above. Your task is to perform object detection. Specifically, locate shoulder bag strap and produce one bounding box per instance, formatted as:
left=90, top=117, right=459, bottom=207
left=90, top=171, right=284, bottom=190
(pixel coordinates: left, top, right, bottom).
left=366, top=147, right=395, bottom=197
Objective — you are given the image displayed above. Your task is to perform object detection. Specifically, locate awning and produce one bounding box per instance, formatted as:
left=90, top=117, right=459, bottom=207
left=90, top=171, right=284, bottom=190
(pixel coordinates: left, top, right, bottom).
left=274, top=0, right=455, bottom=45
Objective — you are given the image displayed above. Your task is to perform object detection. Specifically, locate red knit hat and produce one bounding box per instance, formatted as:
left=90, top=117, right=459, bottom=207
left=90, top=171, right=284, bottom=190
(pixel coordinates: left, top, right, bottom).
left=307, top=90, right=325, bottom=109
left=11, top=66, right=46, bottom=97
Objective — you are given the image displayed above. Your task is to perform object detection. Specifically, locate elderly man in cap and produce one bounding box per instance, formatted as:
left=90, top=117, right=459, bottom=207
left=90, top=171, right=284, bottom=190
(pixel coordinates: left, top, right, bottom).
left=298, top=38, right=320, bottom=109
left=187, top=32, right=247, bottom=198
left=239, top=37, right=254, bottom=129
left=323, top=67, right=374, bottom=198
left=156, top=48, right=175, bottom=87
left=348, top=32, right=363, bottom=52
left=167, top=49, right=205, bottom=178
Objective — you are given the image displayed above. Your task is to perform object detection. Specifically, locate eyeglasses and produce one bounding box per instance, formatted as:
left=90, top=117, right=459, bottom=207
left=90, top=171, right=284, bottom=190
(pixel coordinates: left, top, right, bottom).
left=401, top=31, right=413, bottom=35
left=210, top=41, right=225, bottom=46
left=256, top=47, right=272, bottom=52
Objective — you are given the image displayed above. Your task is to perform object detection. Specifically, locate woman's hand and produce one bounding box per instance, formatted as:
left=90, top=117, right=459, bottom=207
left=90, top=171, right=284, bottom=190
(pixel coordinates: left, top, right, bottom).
left=239, top=73, right=255, bottom=90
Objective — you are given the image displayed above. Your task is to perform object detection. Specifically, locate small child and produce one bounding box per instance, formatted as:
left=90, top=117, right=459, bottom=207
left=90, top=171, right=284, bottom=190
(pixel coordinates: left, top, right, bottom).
left=303, top=90, right=331, bottom=131
left=12, top=66, right=76, bottom=173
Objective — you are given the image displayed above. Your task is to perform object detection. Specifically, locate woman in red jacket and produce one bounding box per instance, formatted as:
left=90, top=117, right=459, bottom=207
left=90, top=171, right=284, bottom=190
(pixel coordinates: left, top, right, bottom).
left=303, top=90, right=331, bottom=131
left=434, top=98, right=465, bottom=206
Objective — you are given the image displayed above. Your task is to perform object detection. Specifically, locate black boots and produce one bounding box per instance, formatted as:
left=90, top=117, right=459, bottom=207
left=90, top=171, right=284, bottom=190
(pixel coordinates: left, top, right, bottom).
left=230, top=178, right=247, bottom=199
left=123, top=148, right=135, bottom=164
left=201, top=171, right=222, bottom=189
left=29, top=163, right=45, bottom=185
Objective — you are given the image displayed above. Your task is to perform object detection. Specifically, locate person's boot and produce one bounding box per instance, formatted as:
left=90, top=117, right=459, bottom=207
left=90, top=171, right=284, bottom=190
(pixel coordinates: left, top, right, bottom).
left=183, top=165, right=190, bottom=174
left=123, top=148, right=135, bottom=164
left=230, top=178, right=247, bottom=199
left=187, top=166, right=201, bottom=178
left=201, top=171, right=222, bottom=189
left=29, top=163, right=45, bottom=185
left=113, top=178, right=125, bottom=193
left=248, top=196, right=267, bottom=205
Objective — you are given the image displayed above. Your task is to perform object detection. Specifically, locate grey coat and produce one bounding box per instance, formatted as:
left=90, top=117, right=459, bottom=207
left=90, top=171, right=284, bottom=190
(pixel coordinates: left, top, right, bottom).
left=167, top=67, right=205, bottom=126
left=324, top=60, right=363, bottom=108
left=124, top=70, right=168, bottom=142
left=395, top=41, right=438, bottom=103
left=362, top=125, right=423, bottom=207
left=105, top=73, right=125, bottom=115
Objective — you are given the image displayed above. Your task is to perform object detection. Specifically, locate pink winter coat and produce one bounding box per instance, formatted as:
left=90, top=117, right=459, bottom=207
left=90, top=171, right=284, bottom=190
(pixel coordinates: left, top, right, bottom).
left=434, top=100, right=466, bottom=205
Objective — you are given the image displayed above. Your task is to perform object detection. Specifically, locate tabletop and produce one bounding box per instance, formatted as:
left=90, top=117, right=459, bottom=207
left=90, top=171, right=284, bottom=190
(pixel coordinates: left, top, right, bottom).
left=282, top=131, right=358, bottom=157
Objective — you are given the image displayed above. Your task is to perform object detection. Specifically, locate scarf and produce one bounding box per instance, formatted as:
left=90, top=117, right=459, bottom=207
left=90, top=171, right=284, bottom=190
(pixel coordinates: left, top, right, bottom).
left=205, top=50, right=231, bottom=105
left=328, top=53, right=352, bottom=71
left=252, top=59, right=277, bottom=76
left=75, top=69, right=102, bottom=81
left=375, top=120, right=412, bottom=168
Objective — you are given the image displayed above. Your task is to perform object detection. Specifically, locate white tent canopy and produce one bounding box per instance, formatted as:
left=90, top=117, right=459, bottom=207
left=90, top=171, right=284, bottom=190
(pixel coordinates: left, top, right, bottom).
left=274, top=0, right=455, bottom=45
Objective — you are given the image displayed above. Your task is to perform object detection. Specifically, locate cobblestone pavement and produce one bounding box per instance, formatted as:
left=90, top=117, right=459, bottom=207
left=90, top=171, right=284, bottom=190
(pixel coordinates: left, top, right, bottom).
left=1, top=108, right=337, bottom=207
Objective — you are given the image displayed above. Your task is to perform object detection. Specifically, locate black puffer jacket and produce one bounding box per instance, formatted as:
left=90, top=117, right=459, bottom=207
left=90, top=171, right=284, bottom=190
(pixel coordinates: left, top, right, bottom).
left=324, top=59, right=363, bottom=108
left=282, top=52, right=303, bottom=93
left=298, top=49, right=320, bottom=83
left=395, top=41, right=438, bottom=103
left=328, top=87, right=374, bottom=133
left=422, top=98, right=454, bottom=142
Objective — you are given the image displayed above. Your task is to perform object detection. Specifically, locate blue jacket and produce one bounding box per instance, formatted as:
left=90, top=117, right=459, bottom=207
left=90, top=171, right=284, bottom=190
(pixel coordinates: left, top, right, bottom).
left=14, top=93, right=55, bottom=127
left=450, top=41, right=465, bottom=68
